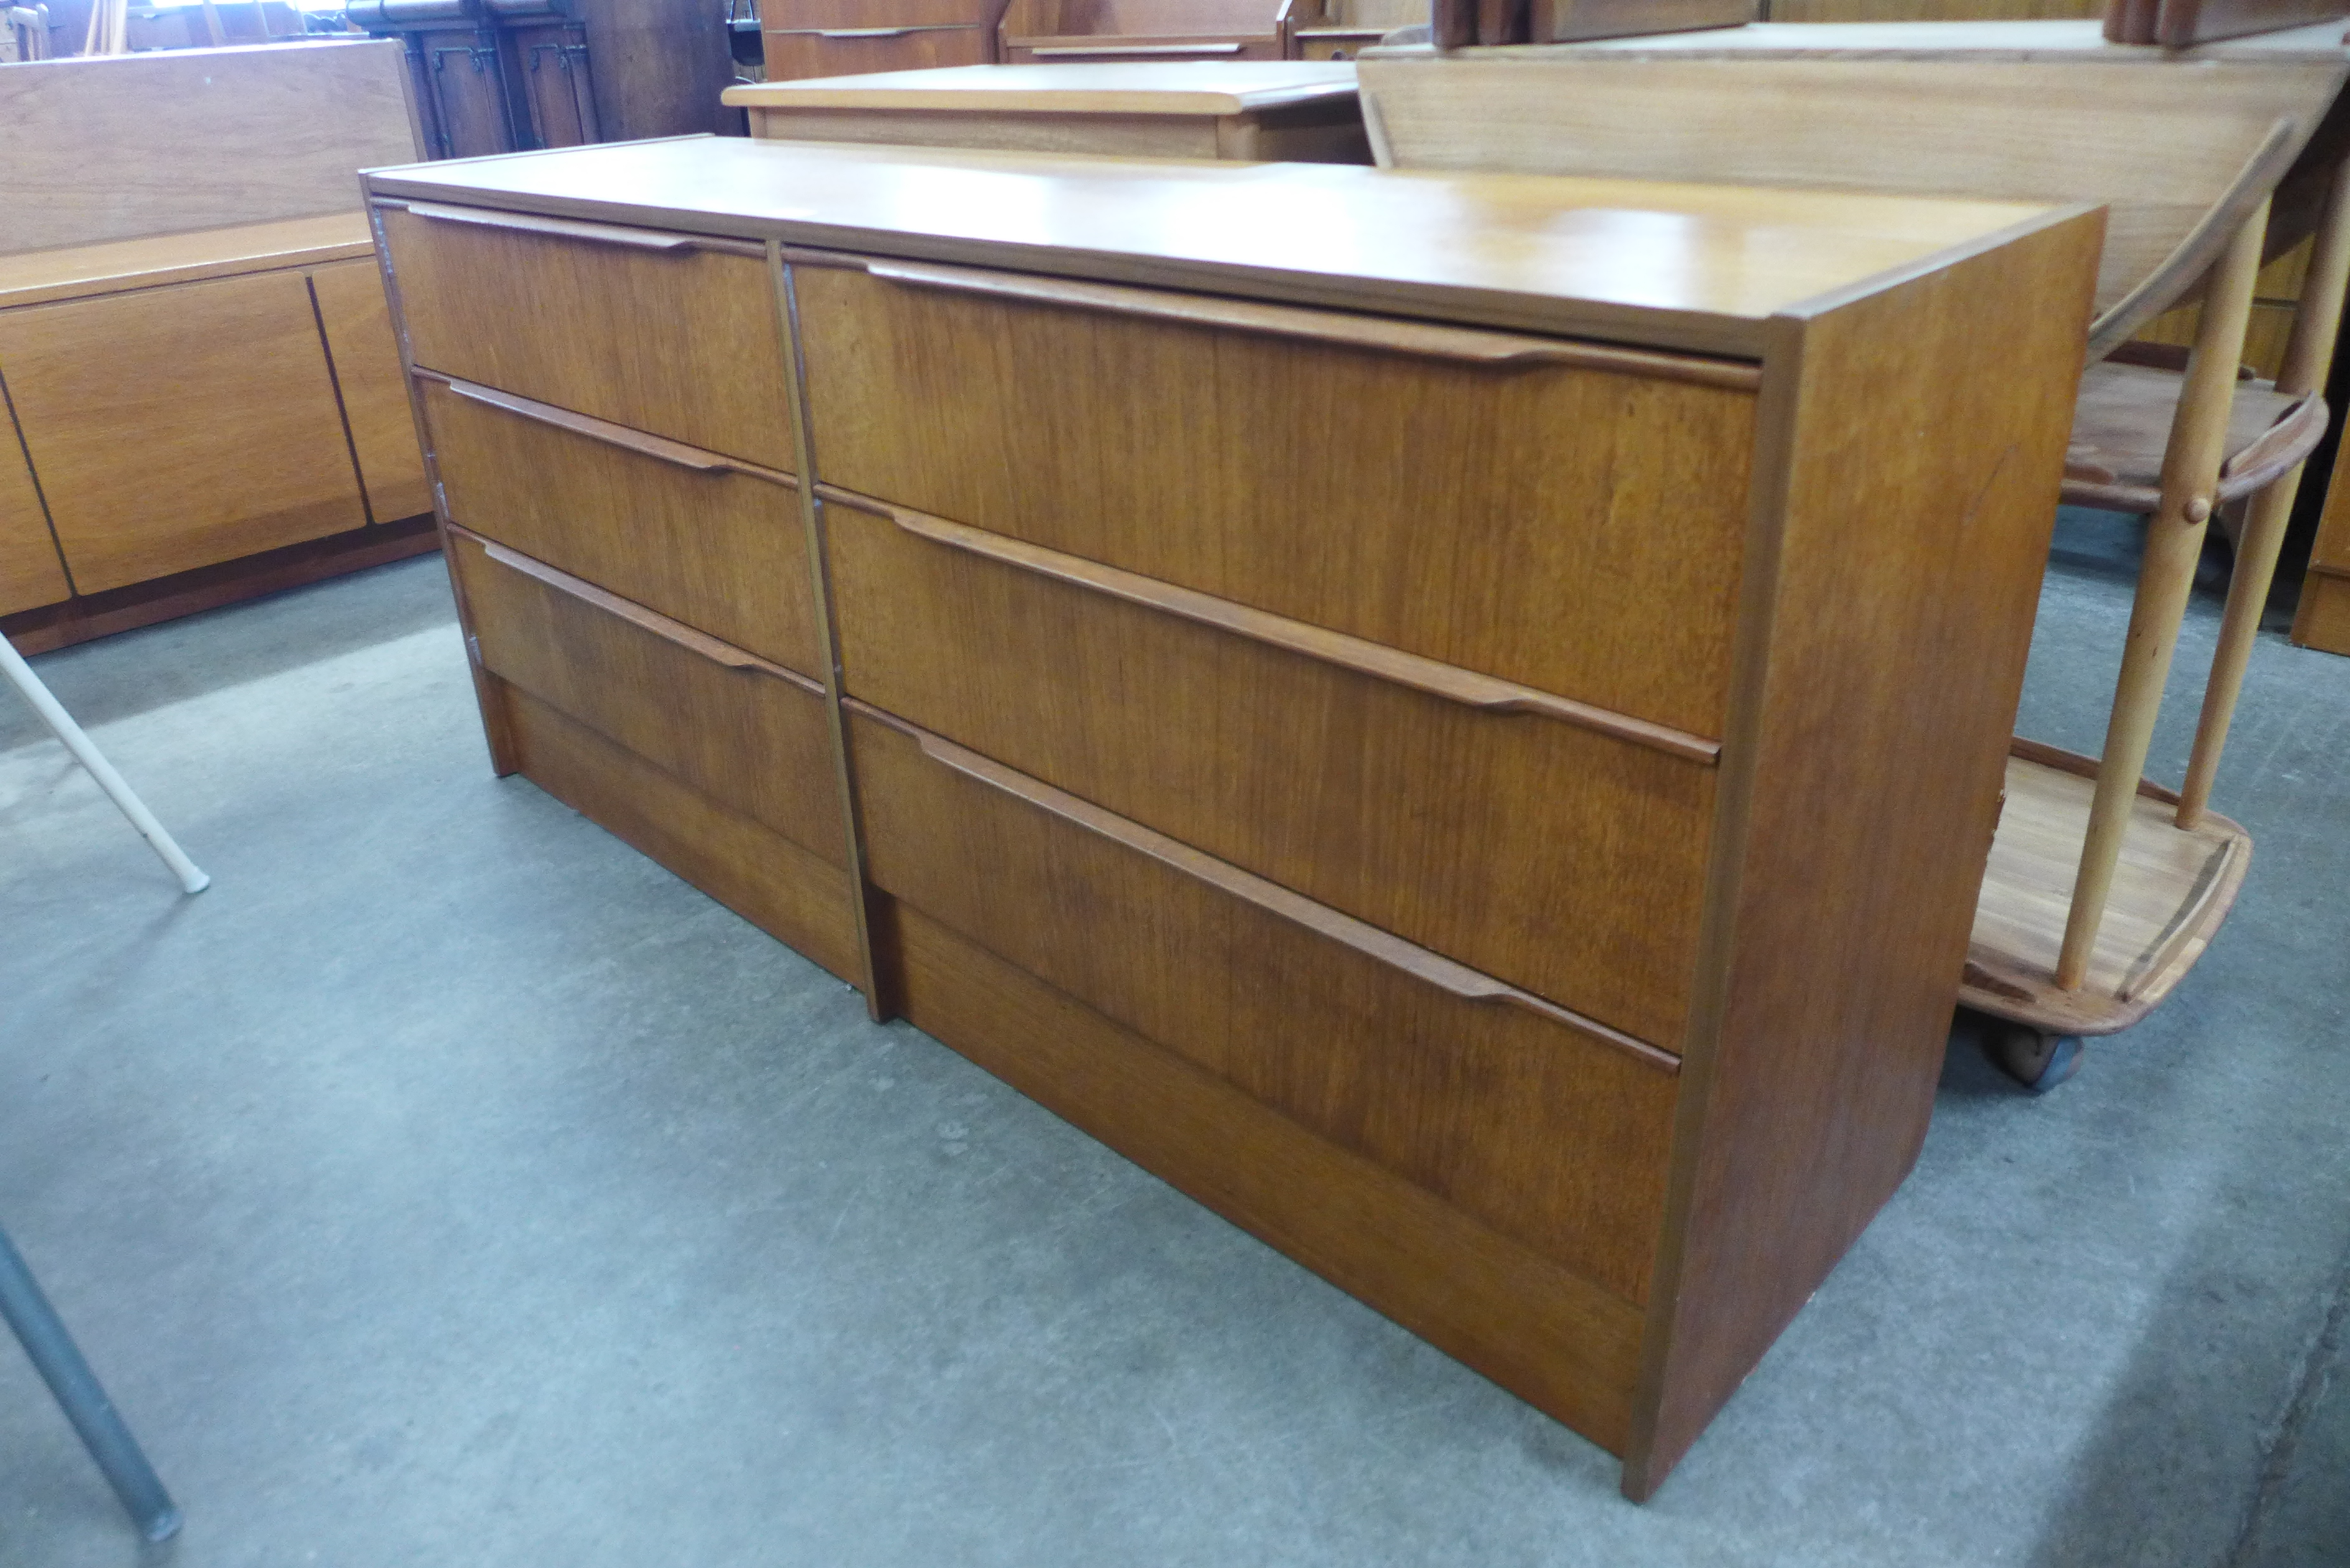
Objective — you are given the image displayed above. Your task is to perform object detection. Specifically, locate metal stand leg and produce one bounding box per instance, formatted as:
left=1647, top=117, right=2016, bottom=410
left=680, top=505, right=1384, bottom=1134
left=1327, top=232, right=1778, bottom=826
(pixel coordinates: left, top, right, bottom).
left=0, top=1225, right=181, bottom=1542
left=0, top=635, right=208, bottom=894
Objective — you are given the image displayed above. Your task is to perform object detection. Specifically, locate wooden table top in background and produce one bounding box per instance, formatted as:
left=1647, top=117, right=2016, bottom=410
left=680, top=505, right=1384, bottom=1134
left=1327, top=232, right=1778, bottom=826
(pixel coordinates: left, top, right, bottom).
left=722, top=60, right=1359, bottom=116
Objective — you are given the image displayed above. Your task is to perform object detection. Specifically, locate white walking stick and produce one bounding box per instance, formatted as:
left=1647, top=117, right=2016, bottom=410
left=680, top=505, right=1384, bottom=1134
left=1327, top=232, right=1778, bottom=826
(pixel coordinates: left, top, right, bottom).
left=0, top=637, right=208, bottom=895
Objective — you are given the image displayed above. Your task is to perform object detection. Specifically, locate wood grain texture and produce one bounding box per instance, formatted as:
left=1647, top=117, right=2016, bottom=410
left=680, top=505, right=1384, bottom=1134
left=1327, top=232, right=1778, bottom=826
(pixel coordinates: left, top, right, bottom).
left=0, top=269, right=367, bottom=594
left=0, top=411, right=67, bottom=615
left=1356, top=49, right=2340, bottom=338
left=2290, top=565, right=2350, bottom=651
left=418, top=377, right=823, bottom=674
left=794, top=259, right=1756, bottom=735
left=852, top=704, right=1680, bottom=1303
left=1623, top=210, right=2104, bottom=1498
left=309, top=258, right=431, bottom=525
left=567, top=0, right=736, bottom=140
left=0, top=213, right=374, bottom=311
left=1528, top=0, right=1757, bottom=40
left=500, top=683, right=863, bottom=983
left=887, top=896, right=1653, bottom=1452
left=1964, top=742, right=2250, bottom=1034
left=377, top=203, right=796, bottom=470
left=0, top=41, right=419, bottom=256
left=448, top=529, right=846, bottom=869
left=360, top=138, right=2068, bottom=360
left=823, top=494, right=1714, bottom=1047
left=2155, top=0, right=2350, bottom=47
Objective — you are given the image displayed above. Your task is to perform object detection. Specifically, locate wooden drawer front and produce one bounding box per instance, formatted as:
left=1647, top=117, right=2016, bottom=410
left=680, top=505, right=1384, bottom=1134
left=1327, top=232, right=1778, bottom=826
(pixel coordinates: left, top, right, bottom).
left=309, top=258, right=432, bottom=523
left=793, top=261, right=1753, bottom=737
left=502, top=686, right=863, bottom=984
left=851, top=704, right=1678, bottom=1305
left=828, top=498, right=1711, bottom=1048
left=762, top=26, right=995, bottom=80
left=449, top=531, right=844, bottom=867
left=378, top=203, right=793, bottom=470
left=421, top=378, right=823, bottom=676
left=769, top=0, right=1001, bottom=26
left=0, top=419, right=68, bottom=615
left=0, top=269, right=367, bottom=594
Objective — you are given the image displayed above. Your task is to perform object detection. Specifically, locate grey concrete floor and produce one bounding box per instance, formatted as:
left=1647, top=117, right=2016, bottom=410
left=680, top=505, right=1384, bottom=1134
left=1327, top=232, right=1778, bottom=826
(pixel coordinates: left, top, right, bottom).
left=0, top=510, right=2344, bottom=1567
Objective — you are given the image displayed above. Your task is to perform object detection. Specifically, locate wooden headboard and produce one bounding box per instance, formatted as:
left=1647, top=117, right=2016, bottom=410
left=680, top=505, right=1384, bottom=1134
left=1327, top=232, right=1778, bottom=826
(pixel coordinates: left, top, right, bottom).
left=0, top=39, right=421, bottom=256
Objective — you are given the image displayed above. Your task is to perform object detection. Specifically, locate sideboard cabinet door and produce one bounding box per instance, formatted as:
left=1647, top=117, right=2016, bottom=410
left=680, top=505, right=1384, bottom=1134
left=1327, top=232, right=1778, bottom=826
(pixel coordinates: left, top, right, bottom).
left=0, top=414, right=69, bottom=615
left=0, top=271, right=367, bottom=594
left=310, top=259, right=433, bottom=525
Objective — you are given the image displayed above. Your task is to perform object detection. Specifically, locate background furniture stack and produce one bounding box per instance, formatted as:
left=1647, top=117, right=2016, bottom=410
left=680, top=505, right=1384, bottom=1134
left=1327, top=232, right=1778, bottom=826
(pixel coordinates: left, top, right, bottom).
left=998, top=0, right=1294, bottom=60
left=0, top=40, right=432, bottom=652
left=349, top=0, right=733, bottom=157
left=362, top=133, right=2096, bottom=1498
left=759, top=0, right=1014, bottom=82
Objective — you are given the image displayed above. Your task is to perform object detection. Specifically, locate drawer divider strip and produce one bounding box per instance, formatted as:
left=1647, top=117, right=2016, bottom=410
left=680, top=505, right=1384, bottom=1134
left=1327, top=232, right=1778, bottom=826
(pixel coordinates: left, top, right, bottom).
left=455, top=526, right=822, bottom=694
left=832, top=490, right=1721, bottom=765
left=863, top=699, right=1679, bottom=1072
left=431, top=375, right=795, bottom=483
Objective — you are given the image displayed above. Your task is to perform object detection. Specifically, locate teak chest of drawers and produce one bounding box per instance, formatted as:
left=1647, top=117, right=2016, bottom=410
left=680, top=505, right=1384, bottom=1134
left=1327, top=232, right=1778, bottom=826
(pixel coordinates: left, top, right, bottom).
left=364, top=137, right=2100, bottom=1497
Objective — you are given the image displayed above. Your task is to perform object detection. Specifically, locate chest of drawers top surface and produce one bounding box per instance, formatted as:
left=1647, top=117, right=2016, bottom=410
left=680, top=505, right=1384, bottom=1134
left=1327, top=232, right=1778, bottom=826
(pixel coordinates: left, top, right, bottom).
left=362, top=136, right=2081, bottom=355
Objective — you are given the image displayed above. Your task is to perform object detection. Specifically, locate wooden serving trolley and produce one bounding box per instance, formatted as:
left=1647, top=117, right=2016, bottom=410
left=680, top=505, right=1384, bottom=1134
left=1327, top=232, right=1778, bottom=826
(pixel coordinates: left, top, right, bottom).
left=1358, top=19, right=2350, bottom=1086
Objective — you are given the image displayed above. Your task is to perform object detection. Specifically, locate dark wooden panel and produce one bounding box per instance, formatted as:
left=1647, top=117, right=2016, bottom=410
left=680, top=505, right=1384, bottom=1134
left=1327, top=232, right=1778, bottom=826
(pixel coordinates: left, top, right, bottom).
left=420, top=376, right=822, bottom=674
left=793, top=259, right=1756, bottom=735
left=1623, top=211, right=2105, bottom=1498
left=570, top=0, right=738, bottom=140
left=449, top=530, right=845, bottom=867
left=503, top=684, right=863, bottom=982
left=825, top=496, right=1715, bottom=1048
left=380, top=203, right=793, bottom=470
left=851, top=704, right=1682, bottom=1303
left=889, top=896, right=1652, bottom=1453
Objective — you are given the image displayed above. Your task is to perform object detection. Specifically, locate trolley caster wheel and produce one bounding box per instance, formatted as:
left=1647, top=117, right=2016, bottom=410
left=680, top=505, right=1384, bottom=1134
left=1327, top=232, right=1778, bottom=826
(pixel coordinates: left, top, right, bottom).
left=1989, top=1027, right=2083, bottom=1094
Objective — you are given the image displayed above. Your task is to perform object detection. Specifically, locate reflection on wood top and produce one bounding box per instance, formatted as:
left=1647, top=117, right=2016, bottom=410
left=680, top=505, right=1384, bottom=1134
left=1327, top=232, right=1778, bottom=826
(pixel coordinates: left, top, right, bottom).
left=362, top=138, right=2076, bottom=353
left=0, top=213, right=375, bottom=310
left=1367, top=17, right=2350, bottom=59
left=722, top=61, right=1358, bottom=114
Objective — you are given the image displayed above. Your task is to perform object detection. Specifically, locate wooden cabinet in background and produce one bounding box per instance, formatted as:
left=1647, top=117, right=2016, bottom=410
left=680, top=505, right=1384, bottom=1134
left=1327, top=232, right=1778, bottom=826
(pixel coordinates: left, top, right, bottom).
left=0, top=420, right=69, bottom=618
left=761, top=0, right=1009, bottom=82
left=999, top=0, right=1294, bottom=61
left=0, top=269, right=368, bottom=594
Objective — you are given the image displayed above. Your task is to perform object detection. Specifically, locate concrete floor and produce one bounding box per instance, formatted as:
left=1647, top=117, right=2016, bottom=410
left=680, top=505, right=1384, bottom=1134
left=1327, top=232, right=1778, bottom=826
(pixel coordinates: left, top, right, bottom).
left=0, top=509, right=2344, bottom=1566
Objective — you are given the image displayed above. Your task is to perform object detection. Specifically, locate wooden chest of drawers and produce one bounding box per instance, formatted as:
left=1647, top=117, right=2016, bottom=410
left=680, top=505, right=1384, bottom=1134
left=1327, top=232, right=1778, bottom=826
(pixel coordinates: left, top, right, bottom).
left=365, top=137, right=2100, bottom=1497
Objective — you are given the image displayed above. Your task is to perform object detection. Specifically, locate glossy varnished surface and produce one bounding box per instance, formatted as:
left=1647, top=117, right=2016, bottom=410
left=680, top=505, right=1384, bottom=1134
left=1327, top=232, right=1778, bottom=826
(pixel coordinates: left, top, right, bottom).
left=365, top=138, right=2067, bottom=355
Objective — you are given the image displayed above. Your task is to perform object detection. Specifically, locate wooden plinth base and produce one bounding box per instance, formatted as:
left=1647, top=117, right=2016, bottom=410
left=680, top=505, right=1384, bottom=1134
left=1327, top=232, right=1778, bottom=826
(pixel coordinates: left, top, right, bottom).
left=1, top=515, right=441, bottom=655
left=1962, top=737, right=2250, bottom=1038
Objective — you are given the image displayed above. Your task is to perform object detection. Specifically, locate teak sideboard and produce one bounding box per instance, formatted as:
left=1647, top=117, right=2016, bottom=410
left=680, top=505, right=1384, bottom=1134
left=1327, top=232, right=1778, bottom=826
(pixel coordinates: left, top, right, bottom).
left=363, top=137, right=2100, bottom=1497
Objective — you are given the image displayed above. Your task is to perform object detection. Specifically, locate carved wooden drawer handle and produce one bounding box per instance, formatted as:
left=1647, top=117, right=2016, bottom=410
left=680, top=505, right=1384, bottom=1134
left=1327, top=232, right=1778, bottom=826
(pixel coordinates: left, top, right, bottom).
left=459, top=528, right=820, bottom=693
left=840, top=494, right=1721, bottom=765
left=438, top=377, right=792, bottom=483
left=863, top=260, right=1760, bottom=389
left=404, top=200, right=709, bottom=253
left=889, top=711, right=1677, bottom=1071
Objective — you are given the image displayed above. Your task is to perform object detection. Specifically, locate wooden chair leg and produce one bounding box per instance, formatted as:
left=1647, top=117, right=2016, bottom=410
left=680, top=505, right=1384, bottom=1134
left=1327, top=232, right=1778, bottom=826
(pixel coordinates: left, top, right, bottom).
left=2057, top=201, right=2270, bottom=991
left=2179, top=154, right=2350, bottom=829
